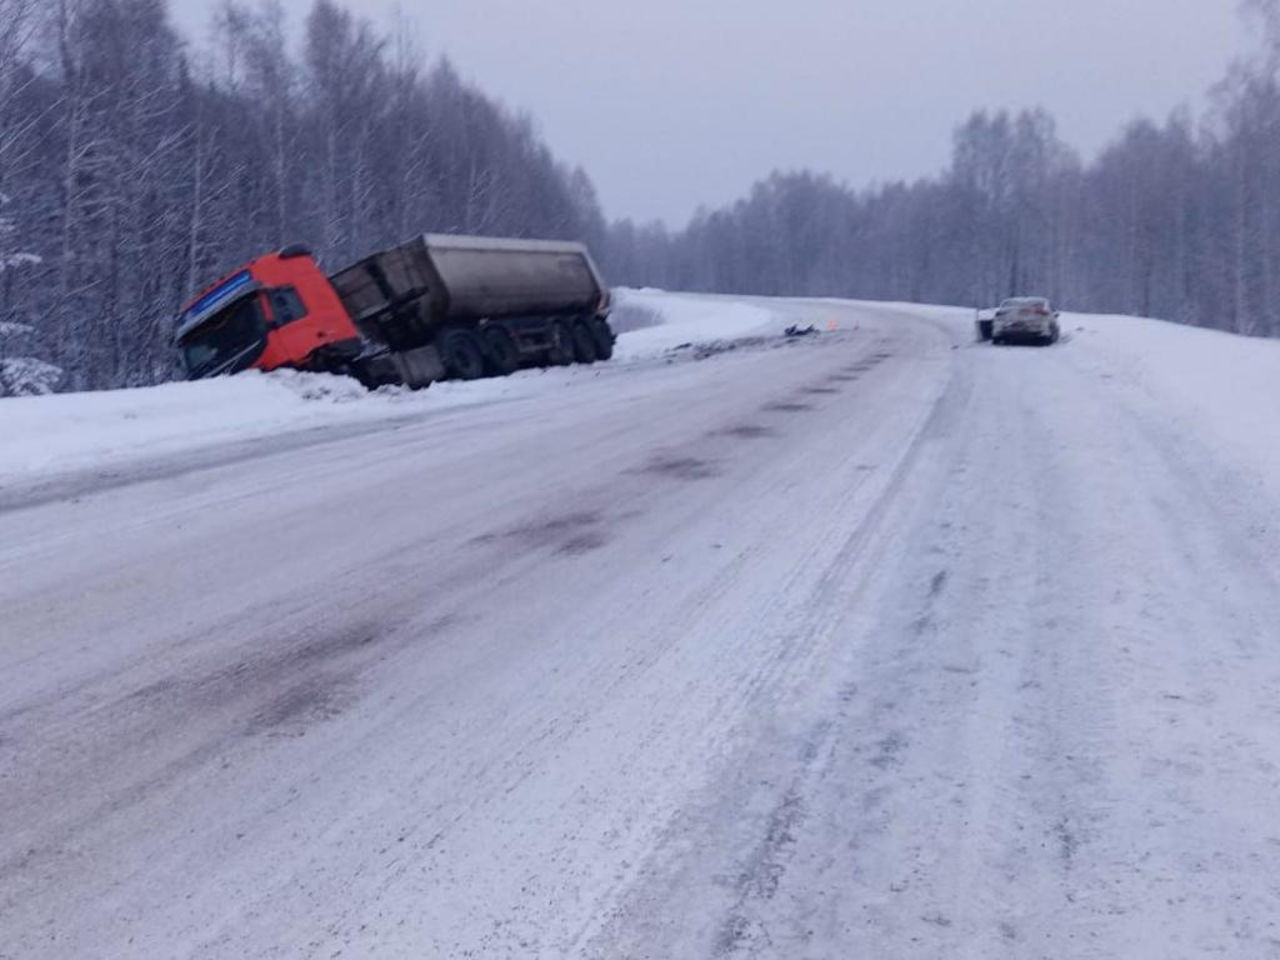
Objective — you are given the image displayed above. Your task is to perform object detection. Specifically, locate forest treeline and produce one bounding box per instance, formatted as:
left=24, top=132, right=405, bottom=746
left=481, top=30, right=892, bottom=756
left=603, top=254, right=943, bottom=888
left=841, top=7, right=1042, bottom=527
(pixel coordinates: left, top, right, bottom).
left=1, top=0, right=1278, bottom=392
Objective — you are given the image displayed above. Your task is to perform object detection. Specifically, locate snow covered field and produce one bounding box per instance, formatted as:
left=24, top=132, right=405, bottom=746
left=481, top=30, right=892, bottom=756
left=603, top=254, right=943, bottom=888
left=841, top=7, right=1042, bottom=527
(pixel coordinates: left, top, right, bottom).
left=3, top=293, right=1280, bottom=958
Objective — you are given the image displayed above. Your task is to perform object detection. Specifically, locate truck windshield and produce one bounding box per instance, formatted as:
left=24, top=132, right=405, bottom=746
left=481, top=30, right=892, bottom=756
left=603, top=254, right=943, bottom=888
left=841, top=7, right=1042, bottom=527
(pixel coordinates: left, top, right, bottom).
left=179, top=295, right=268, bottom=379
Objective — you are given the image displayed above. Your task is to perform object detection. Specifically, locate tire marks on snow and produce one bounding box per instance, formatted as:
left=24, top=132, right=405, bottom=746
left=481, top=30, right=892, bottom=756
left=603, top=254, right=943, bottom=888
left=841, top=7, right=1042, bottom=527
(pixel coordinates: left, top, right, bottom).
left=473, top=510, right=612, bottom=557
left=712, top=720, right=835, bottom=958
left=0, top=612, right=457, bottom=880
left=639, top=455, right=723, bottom=481
left=760, top=401, right=813, bottom=414
left=709, top=424, right=776, bottom=440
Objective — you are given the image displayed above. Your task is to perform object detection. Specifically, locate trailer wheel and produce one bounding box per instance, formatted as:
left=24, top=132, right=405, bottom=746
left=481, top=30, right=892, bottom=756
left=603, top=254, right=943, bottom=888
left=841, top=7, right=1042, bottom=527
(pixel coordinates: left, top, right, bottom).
left=440, top=327, right=487, bottom=380
left=570, top=320, right=599, bottom=363
left=547, top=320, right=575, bottom=366
left=590, top=317, right=615, bottom=360
left=482, top=325, right=521, bottom=376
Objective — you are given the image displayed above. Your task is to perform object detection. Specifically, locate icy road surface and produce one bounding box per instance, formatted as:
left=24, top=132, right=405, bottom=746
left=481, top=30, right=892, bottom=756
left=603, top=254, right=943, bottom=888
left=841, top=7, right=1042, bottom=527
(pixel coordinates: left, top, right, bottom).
left=3, top=299, right=1280, bottom=958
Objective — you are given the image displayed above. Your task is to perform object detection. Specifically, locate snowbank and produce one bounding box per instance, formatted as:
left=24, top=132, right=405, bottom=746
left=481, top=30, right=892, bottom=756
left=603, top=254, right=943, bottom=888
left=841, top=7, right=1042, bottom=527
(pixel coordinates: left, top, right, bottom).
left=0, top=291, right=789, bottom=489
left=610, top=289, right=784, bottom=359
left=1063, top=313, right=1280, bottom=498
left=0, top=371, right=427, bottom=486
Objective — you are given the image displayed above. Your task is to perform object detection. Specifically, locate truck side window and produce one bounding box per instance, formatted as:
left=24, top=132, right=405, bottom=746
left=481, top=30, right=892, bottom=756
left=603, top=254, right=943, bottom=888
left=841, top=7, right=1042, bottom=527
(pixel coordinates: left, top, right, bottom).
left=268, top=287, right=307, bottom=327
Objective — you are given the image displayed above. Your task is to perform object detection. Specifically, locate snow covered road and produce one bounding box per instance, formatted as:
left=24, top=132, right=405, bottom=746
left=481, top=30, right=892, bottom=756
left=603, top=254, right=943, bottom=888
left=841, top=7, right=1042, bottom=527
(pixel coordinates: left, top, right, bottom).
left=3, top=298, right=1280, bottom=958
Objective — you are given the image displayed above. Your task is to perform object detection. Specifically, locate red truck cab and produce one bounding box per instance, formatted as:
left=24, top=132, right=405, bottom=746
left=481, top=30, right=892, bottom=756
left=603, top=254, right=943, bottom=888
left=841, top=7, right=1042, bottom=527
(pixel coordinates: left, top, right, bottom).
left=176, top=246, right=363, bottom=380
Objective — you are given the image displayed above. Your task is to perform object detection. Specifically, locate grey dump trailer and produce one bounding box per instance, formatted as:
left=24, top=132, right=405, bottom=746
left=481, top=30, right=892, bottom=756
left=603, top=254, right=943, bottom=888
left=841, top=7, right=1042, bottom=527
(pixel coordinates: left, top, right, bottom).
left=328, top=234, right=615, bottom=388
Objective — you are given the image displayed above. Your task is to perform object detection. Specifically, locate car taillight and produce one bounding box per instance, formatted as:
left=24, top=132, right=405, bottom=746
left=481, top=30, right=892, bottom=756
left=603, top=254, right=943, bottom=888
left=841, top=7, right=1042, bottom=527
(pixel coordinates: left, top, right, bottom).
left=1034, top=307, right=1049, bottom=316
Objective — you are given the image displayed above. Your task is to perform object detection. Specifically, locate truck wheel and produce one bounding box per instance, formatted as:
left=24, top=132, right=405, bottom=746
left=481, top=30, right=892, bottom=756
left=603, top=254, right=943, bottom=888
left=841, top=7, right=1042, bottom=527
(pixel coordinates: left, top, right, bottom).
left=590, top=317, right=615, bottom=360
left=349, top=356, right=403, bottom=390
left=547, top=320, right=574, bottom=366
left=440, top=327, right=486, bottom=380
left=482, top=325, right=521, bottom=376
left=571, top=320, right=599, bottom=363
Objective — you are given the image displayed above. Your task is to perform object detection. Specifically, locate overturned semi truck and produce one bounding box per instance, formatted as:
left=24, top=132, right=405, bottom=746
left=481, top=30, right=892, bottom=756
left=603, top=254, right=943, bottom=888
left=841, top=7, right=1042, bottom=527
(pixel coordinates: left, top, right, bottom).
left=175, top=234, right=615, bottom=389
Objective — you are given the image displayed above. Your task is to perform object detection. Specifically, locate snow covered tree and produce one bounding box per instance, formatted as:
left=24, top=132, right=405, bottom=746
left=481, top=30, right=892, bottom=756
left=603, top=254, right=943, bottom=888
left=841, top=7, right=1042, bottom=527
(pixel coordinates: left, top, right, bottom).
left=0, top=194, right=61, bottom=395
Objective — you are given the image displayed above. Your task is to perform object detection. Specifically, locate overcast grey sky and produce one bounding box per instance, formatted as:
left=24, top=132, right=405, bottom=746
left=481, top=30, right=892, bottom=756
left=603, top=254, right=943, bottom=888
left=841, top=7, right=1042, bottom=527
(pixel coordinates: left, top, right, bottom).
left=172, top=0, right=1250, bottom=227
